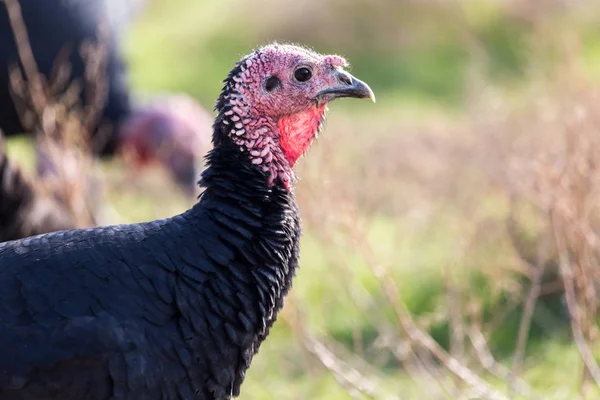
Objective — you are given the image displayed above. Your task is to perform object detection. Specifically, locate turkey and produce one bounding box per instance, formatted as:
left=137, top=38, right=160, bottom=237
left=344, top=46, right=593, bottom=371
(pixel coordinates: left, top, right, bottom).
left=0, top=0, right=211, bottom=196
left=0, top=43, right=375, bottom=400
left=0, top=132, right=77, bottom=242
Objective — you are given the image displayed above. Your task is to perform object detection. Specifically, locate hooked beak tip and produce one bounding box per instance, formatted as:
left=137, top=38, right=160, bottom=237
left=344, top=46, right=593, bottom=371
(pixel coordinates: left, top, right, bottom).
left=352, top=77, right=376, bottom=103
left=316, top=70, right=376, bottom=104
left=367, top=88, right=376, bottom=103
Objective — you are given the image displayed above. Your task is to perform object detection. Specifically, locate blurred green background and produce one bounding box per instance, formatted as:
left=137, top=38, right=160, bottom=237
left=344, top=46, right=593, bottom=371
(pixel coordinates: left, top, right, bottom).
left=8, top=0, right=600, bottom=398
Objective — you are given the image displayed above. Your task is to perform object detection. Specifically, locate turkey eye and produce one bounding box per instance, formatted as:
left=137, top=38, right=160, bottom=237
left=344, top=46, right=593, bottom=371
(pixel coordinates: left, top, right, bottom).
left=294, top=67, right=312, bottom=82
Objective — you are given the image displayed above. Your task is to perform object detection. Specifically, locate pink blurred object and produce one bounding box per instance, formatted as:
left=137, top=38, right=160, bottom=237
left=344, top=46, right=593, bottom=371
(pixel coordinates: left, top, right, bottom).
left=118, top=94, right=213, bottom=198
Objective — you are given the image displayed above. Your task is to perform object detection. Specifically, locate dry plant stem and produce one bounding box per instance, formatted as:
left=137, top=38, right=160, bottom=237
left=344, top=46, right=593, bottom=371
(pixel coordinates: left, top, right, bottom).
left=347, top=221, right=507, bottom=399
left=340, top=216, right=460, bottom=398
left=289, top=191, right=455, bottom=399
left=80, top=25, right=109, bottom=131
left=390, top=343, right=456, bottom=400
left=467, top=325, right=541, bottom=400
left=2, top=0, right=46, bottom=115
left=302, top=197, right=458, bottom=398
left=48, top=46, right=73, bottom=96
left=4, top=0, right=110, bottom=229
left=351, top=233, right=510, bottom=400
left=310, top=221, right=453, bottom=399
left=386, top=292, right=509, bottom=400
left=482, top=293, right=524, bottom=337
left=282, top=300, right=392, bottom=400
left=510, top=234, right=551, bottom=392
left=446, top=266, right=465, bottom=361
left=415, top=347, right=460, bottom=400
left=302, top=335, right=386, bottom=400
left=551, top=214, right=600, bottom=387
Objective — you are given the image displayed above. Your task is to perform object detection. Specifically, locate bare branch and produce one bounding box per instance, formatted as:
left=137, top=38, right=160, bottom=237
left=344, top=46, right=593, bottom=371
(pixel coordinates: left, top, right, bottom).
left=2, top=0, right=47, bottom=114
left=552, top=214, right=600, bottom=387
left=467, top=325, right=542, bottom=400
left=510, top=221, right=552, bottom=390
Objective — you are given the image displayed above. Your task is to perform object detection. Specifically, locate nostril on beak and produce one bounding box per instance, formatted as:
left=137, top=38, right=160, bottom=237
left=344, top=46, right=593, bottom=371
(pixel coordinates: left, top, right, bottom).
left=338, top=71, right=353, bottom=86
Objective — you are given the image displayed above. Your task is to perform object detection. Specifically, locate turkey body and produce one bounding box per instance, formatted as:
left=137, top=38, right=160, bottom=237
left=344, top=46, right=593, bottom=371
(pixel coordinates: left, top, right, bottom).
left=0, top=41, right=375, bottom=400
left=0, top=0, right=131, bottom=155
left=0, top=138, right=301, bottom=399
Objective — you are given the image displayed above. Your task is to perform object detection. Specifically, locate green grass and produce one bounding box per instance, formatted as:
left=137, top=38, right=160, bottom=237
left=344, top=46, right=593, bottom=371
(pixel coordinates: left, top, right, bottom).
left=121, top=0, right=539, bottom=110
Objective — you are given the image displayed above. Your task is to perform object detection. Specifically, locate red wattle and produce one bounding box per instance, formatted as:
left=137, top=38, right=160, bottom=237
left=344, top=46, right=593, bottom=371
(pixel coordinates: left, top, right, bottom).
left=277, top=105, right=326, bottom=166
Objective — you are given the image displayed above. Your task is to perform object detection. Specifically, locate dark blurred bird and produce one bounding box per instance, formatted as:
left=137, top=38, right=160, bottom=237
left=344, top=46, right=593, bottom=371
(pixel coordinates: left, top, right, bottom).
left=0, top=43, right=374, bottom=399
left=0, top=0, right=211, bottom=196
left=0, top=132, right=76, bottom=242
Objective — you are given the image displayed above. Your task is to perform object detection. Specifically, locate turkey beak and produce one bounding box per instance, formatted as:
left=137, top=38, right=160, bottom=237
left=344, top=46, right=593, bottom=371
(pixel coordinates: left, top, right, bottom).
left=317, top=70, right=376, bottom=103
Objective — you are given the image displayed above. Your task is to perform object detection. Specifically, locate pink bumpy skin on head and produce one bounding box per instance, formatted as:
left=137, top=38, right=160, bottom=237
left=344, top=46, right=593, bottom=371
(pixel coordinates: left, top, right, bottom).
left=216, top=43, right=374, bottom=190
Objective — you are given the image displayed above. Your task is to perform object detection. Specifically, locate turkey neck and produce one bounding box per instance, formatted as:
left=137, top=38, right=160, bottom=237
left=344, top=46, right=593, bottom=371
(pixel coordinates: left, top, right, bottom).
left=172, top=133, right=302, bottom=396
left=193, top=134, right=301, bottom=331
